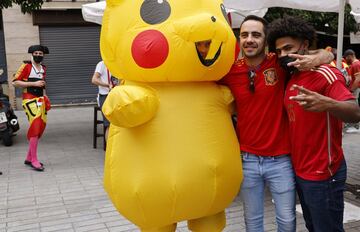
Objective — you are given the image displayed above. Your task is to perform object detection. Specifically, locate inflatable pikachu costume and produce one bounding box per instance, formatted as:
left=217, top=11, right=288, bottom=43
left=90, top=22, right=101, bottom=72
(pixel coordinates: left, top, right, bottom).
left=101, top=1, right=242, bottom=231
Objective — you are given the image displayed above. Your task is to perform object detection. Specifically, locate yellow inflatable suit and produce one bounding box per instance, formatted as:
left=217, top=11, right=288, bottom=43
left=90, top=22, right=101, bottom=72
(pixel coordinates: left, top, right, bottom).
left=101, top=1, right=243, bottom=231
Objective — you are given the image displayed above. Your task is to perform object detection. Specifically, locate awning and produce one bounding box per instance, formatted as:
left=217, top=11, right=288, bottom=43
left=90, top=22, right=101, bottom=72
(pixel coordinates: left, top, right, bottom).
left=82, top=0, right=360, bottom=68
left=81, top=1, right=267, bottom=28
left=81, top=1, right=106, bottom=25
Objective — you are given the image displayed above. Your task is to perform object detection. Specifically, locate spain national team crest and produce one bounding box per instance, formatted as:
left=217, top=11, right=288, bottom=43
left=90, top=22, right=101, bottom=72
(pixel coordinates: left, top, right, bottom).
left=263, top=68, right=279, bottom=86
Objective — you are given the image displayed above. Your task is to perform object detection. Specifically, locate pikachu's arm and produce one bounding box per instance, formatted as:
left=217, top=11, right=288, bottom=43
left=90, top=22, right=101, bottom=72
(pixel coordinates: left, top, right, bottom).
left=102, top=85, right=159, bottom=128
left=219, top=85, right=236, bottom=114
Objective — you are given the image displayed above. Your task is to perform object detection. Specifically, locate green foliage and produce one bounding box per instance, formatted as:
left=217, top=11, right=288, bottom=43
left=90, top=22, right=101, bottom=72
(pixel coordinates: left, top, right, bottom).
left=0, top=0, right=44, bottom=14
left=264, top=4, right=359, bottom=35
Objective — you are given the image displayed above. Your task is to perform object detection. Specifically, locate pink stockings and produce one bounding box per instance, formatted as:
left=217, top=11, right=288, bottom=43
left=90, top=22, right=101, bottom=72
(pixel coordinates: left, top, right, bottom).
left=26, top=136, right=42, bottom=168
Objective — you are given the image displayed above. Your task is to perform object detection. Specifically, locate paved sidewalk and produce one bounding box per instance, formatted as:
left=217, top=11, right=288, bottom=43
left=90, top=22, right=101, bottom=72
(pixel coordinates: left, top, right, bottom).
left=0, top=106, right=359, bottom=232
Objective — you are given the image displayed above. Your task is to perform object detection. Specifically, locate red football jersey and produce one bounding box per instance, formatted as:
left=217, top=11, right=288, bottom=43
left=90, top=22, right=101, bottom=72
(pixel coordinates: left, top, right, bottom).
left=284, top=65, right=355, bottom=181
left=349, top=59, right=360, bottom=88
left=220, top=53, right=290, bottom=156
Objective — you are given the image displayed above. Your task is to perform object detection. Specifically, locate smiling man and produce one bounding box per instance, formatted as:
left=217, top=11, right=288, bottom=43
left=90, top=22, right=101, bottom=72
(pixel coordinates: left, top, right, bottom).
left=267, top=15, right=360, bottom=232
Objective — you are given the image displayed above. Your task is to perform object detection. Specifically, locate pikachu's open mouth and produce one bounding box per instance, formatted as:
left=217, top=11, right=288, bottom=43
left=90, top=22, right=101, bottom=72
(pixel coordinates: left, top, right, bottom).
left=195, top=40, right=222, bottom=67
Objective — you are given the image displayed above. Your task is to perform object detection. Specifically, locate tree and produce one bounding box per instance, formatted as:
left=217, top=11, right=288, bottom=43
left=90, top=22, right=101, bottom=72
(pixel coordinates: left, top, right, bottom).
left=0, top=0, right=44, bottom=14
left=264, top=4, right=359, bottom=35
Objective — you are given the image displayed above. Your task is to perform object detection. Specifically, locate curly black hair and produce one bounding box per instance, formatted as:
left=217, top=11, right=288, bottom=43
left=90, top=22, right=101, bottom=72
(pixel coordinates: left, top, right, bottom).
left=267, top=15, right=317, bottom=53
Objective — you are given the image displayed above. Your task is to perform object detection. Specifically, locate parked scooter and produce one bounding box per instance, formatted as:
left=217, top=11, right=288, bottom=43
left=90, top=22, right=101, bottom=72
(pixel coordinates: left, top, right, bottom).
left=0, top=86, right=19, bottom=146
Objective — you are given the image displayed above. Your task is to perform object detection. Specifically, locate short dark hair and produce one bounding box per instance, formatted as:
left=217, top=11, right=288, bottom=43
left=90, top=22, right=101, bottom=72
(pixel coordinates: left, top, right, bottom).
left=240, top=15, right=268, bottom=36
left=343, top=49, right=355, bottom=57
left=267, top=15, right=316, bottom=53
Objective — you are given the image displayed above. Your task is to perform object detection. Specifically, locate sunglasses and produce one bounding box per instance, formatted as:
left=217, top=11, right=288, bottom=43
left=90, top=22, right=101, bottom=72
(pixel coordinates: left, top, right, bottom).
left=248, top=70, right=256, bottom=93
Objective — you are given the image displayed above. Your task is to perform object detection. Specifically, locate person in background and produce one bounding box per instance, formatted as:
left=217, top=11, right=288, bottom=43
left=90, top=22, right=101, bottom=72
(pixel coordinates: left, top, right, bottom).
left=12, top=45, right=51, bottom=172
left=267, top=15, right=360, bottom=232
left=343, top=49, right=360, bottom=132
left=326, top=46, right=354, bottom=134
left=219, top=15, right=333, bottom=232
left=91, top=60, right=114, bottom=141
left=325, top=46, right=351, bottom=87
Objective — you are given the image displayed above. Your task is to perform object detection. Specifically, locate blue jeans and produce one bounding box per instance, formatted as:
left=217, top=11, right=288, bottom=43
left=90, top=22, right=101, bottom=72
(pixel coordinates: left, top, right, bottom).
left=296, top=160, right=347, bottom=232
left=98, top=94, right=110, bottom=127
left=240, top=152, right=296, bottom=232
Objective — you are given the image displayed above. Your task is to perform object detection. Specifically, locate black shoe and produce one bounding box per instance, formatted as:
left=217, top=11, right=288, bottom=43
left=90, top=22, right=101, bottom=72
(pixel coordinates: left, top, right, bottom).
left=24, top=160, right=43, bottom=167
left=31, top=163, right=45, bottom=172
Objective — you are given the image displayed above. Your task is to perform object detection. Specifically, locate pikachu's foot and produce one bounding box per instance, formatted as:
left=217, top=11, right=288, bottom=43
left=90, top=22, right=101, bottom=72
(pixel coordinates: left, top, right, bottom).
left=188, top=211, right=226, bottom=232
left=141, top=223, right=176, bottom=232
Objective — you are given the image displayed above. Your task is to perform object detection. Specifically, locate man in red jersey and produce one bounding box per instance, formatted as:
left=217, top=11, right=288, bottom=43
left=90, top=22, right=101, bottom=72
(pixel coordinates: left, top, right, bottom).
left=344, top=49, right=360, bottom=92
left=325, top=47, right=352, bottom=88
left=267, top=15, right=360, bottom=232
left=219, top=15, right=333, bottom=232
left=343, top=49, right=360, bottom=132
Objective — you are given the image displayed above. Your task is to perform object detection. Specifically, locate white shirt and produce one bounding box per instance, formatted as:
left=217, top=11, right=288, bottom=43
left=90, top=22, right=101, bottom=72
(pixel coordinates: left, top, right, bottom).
left=29, top=64, right=45, bottom=80
left=95, top=61, right=112, bottom=95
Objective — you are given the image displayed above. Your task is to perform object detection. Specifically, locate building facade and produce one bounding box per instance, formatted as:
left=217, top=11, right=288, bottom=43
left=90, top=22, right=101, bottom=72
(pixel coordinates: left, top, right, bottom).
left=1, top=0, right=102, bottom=109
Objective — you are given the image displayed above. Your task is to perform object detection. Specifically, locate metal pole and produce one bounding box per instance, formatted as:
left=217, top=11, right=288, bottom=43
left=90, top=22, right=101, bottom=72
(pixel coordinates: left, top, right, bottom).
left=336, top=0, right=346, bottom=69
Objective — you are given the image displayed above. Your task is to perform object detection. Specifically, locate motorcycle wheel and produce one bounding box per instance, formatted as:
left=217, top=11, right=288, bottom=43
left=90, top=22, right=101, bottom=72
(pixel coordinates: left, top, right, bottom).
left=2, top=130, right=13, bottom=146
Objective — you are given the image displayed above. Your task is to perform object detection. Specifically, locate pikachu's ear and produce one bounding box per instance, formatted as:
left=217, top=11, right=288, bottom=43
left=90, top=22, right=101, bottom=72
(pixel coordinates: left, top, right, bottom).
left=106, top=0, right=123, bottom=7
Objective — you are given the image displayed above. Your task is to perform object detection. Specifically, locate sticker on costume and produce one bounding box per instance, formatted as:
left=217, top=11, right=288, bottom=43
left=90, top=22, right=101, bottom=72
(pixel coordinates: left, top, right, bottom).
left=263, top=68, right=279, bottom=86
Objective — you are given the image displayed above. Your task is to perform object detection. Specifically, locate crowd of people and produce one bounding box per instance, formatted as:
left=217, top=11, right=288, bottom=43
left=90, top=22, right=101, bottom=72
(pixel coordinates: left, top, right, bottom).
left=10, top=13, right=360, bottom=232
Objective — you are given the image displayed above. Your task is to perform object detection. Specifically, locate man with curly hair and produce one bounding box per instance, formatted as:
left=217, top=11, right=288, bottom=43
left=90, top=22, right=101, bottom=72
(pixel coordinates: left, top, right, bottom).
left=219, top=15, right=333, bottom=232
left=267, top=15, right=360, bottom=232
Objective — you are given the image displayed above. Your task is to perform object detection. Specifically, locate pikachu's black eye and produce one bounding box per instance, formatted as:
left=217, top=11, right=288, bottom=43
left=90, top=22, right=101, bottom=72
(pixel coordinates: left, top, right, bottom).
left=140, top=0, right=171, bottom=25
left=220, top=4, right=230, bottom=25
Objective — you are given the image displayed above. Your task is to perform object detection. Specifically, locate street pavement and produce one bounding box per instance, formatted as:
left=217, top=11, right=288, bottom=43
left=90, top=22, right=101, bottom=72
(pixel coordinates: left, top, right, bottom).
left=0, top=106, right=359, bottom=232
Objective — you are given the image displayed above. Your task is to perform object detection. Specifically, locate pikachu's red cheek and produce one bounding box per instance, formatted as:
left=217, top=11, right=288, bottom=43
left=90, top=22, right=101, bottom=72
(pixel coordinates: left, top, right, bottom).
left=131, top=30, right=169, bottom=69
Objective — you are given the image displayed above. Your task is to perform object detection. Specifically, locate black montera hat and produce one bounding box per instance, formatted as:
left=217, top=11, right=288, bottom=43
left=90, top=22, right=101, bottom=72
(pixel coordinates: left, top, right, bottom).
left=28, top=45, right=49, bottom=54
